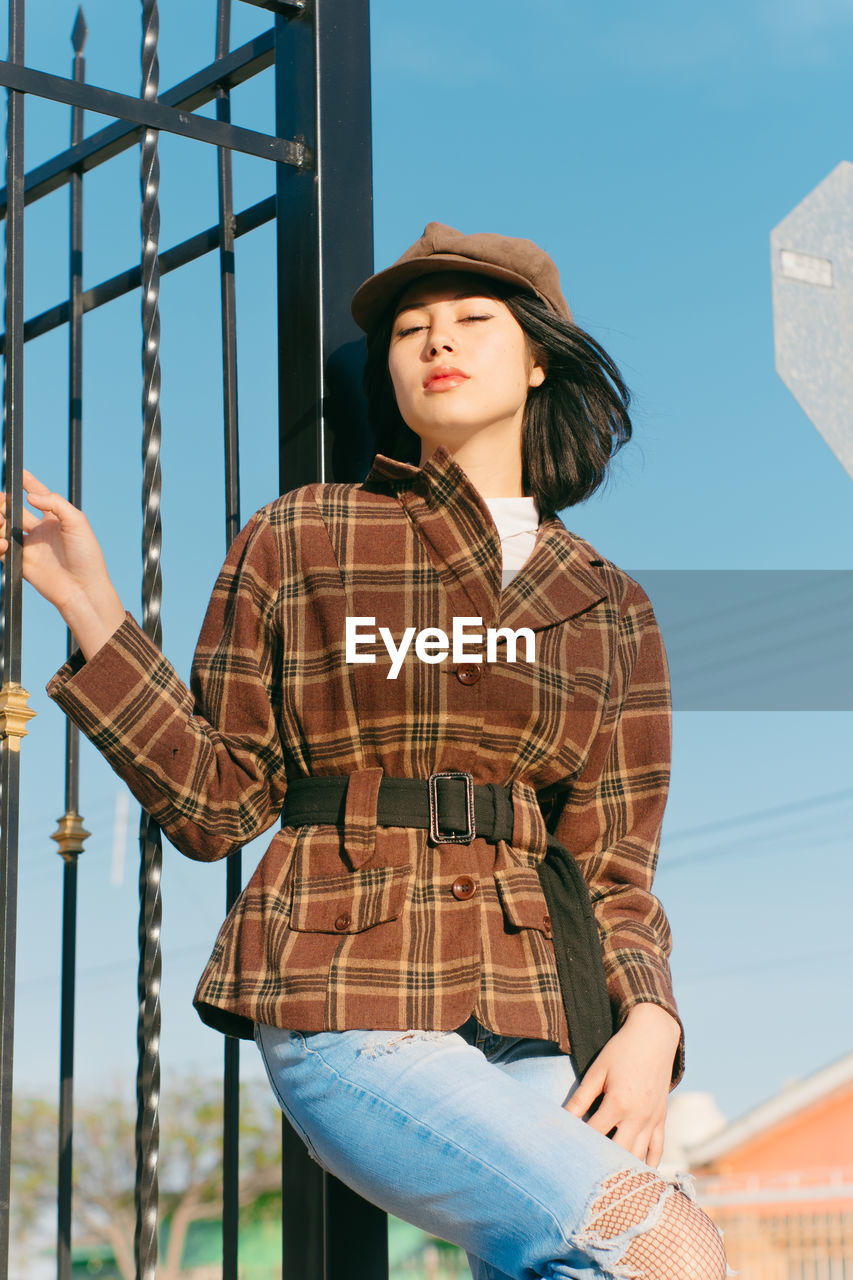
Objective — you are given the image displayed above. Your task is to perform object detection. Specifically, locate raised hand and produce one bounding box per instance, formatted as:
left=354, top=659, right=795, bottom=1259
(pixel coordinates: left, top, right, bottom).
left=0, top=469, right=126, bottom=660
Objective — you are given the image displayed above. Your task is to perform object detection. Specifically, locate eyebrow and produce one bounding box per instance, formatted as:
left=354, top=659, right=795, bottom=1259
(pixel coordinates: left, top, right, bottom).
left=394, top=291, right=492, bottom=316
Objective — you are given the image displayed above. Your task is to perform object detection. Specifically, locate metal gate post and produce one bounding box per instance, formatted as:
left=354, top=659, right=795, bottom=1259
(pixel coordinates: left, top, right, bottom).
left=273, top=1, right=380, bottom=1277
left=273, top=0, right=374, bottom=492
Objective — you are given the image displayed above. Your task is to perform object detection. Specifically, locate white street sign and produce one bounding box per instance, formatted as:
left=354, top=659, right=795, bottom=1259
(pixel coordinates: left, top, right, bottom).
left=771, top=160, right=853, bottom=480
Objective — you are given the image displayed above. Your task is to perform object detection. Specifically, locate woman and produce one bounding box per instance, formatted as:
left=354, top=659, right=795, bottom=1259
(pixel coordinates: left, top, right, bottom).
left=5, top=223, right=727, bottom=1279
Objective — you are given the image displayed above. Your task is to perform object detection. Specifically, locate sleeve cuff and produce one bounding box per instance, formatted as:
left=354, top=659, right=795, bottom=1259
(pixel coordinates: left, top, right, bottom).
left=45, top=611, right=183, bottom=750
left=47, top=611, right=151, bottom=705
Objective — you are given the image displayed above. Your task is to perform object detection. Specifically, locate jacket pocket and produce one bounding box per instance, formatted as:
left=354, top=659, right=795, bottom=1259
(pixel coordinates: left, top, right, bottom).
left=289, top=864, right=412, bottom=934
left=494, top=866, right=551, bottom=934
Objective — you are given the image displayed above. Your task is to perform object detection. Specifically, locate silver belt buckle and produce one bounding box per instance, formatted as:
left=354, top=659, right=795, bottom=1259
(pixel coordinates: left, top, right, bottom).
left=428, top=771, right=476, bottom=845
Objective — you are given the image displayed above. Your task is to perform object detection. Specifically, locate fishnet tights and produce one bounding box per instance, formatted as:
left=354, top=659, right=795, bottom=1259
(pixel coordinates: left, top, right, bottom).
left=582, top=1169, right=728, bottom=1280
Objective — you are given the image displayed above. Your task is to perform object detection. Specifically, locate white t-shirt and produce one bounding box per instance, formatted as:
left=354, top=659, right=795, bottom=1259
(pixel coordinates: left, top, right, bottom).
left=482, top=496, right=541, bottom=589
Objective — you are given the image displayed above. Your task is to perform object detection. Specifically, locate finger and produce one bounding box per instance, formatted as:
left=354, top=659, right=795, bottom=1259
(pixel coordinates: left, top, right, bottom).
left=22, top=469, right=51, bottom=494
left=22, top=487, right=81, bottom=528
left=5, top=472, right=55, bottom=500
left=4, top=476, right=60, bottom=512
left=3, top=478, right=64, bottom=533
left=0, top=504, right=42, bottom=534
left=646, top=1123, right=665, bottom=1169
left=564, top=1087, right=595, bottom=1117
left=583, top=1098, right=621, bottom=1137
left=615, top=1123, right=651, bottom=1163
left=564, top=1067, right=606, bottom=1116
left=592, top=1108, right=651, bottom=1162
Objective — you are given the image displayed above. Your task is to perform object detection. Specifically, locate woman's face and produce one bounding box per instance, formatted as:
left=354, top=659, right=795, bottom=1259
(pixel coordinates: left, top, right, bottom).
left=386, top=271, right=545, bottom=461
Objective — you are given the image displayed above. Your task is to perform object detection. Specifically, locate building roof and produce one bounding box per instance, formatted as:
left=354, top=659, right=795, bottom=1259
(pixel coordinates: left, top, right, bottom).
left=686, top=1051, right=853, bottom=1165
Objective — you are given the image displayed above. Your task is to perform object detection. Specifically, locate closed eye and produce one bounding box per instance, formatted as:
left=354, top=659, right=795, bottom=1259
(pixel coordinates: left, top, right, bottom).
left=394, top=314, right=492, bottom=338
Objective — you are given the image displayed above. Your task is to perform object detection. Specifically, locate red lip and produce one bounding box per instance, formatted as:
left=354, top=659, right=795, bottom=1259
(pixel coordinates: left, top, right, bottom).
left=423, top=366, right=470, bottom=391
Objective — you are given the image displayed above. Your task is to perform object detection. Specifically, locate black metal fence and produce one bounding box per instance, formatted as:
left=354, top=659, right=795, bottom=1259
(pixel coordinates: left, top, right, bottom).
left=0, top=1, right=382, bottom=1276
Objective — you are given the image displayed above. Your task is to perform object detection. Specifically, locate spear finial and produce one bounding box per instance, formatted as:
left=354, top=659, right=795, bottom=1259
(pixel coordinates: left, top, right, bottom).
left=71, top=7, right=88, bottom=53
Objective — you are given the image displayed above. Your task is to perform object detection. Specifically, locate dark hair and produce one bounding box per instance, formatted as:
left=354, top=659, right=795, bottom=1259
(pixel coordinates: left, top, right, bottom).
left=362, top=283, right=633, bottom=518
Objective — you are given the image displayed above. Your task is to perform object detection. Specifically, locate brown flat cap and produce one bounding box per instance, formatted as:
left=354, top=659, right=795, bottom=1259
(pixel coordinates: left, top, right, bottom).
left=351, top=221, right=573, bottom=333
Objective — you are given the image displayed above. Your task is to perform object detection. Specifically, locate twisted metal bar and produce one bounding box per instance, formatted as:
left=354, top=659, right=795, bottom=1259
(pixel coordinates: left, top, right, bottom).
left=139, top=6, right=162, bottom=651
left=135, top=2, right=162, bottom=1277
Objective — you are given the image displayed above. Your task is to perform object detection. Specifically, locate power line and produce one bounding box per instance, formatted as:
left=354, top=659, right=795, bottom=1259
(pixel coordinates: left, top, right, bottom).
left=662, top=788, right=853, bottom=841
left=676, top=944, right=853, bottom=986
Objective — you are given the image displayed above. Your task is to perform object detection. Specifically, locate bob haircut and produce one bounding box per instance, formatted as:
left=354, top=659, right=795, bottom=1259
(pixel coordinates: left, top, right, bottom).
left=362, top=282, right=633, bottom=519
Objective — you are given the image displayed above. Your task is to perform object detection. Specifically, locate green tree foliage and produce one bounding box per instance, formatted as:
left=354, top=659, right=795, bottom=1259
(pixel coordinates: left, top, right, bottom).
left=11, top=1076, right=281, bottom=1279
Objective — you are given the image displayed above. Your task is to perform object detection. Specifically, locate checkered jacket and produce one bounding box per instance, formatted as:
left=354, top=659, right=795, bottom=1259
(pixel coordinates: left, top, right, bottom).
left=47, top=446, right=684, bottom=1085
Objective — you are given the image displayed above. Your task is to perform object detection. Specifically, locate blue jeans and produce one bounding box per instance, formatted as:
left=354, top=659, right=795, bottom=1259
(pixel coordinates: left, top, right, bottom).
left=255, top=1018, right=697, bottom=1280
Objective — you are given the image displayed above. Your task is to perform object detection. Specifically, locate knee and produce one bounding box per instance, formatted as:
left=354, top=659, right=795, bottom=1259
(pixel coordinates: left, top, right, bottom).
left=576, top=1168, right=728, bottom=1280
left=655, top=1196, right=728, bottom=1280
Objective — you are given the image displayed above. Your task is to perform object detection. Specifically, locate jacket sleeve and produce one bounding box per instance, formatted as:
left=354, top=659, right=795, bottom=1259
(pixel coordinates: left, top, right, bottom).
left=46, top=508, right=288, bottom=862
left=549, top=580, right=685, bottom=1088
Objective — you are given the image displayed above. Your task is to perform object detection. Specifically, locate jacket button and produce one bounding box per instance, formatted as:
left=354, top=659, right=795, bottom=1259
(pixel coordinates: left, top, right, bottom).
left=451, top=875, right=477, bottom=900
left=334, top=913, right=351, bottom=931
left=542, top=914, right=553, bottom=938
left=456, top=665, right=481, bottom=685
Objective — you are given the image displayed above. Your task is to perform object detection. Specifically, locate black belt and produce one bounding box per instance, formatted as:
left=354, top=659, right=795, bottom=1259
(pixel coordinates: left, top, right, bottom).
left=284, top=772, right=514, bottom=846
left=282, top=771, right=614, bottom=1076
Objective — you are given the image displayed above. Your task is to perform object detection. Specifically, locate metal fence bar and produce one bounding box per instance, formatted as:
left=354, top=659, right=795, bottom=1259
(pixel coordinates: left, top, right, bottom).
left=274, top=7, right=322, bottom=494
left=217, top=0, right=241, bottom=558
left=135, top=2, right=164, bottom=1276
left=214, top=2, right=243, bottom=1274
left=0, top=0, right=28, bottom=1272
left=326, top=1177, right=390, bottom=1280
left=273, top=15, right=327, bottom=1276
left=311, top=4, right=380, bottom=1275
left=0, top=29, right=276, bottom=217
left=282, top=1130, right=324, bottom=1279
left=0, top=194, right=276, bottom=354
left=273, top=2, right=378, bottom=1274
left=273, top=0, right=375, bottom=493
left=54, top=17, right=90, bottom=1278
left=0, top=58, right=303, bottom=167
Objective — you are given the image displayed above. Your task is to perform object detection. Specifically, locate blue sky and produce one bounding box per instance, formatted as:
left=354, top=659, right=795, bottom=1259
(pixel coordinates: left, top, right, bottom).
left=5, top=0, right=852, bottom=1150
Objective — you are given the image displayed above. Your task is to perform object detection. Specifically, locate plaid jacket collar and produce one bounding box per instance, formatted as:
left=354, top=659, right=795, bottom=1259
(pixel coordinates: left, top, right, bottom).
left=366, top=445, right=608, bottom=632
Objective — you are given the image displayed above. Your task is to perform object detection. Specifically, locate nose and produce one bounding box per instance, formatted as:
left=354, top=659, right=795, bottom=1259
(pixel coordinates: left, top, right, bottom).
left=425, top=318, right=455, bottom=356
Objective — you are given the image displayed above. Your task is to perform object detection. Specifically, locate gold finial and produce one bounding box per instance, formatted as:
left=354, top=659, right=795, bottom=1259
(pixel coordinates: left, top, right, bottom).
left=0, top=682, right=36, bottom=751
left=51, top=811, right=92, bottom=861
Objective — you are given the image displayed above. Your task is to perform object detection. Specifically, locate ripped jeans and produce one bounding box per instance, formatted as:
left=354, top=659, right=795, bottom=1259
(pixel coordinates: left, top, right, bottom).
left=255, top=1018, right=723, bottom=1280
